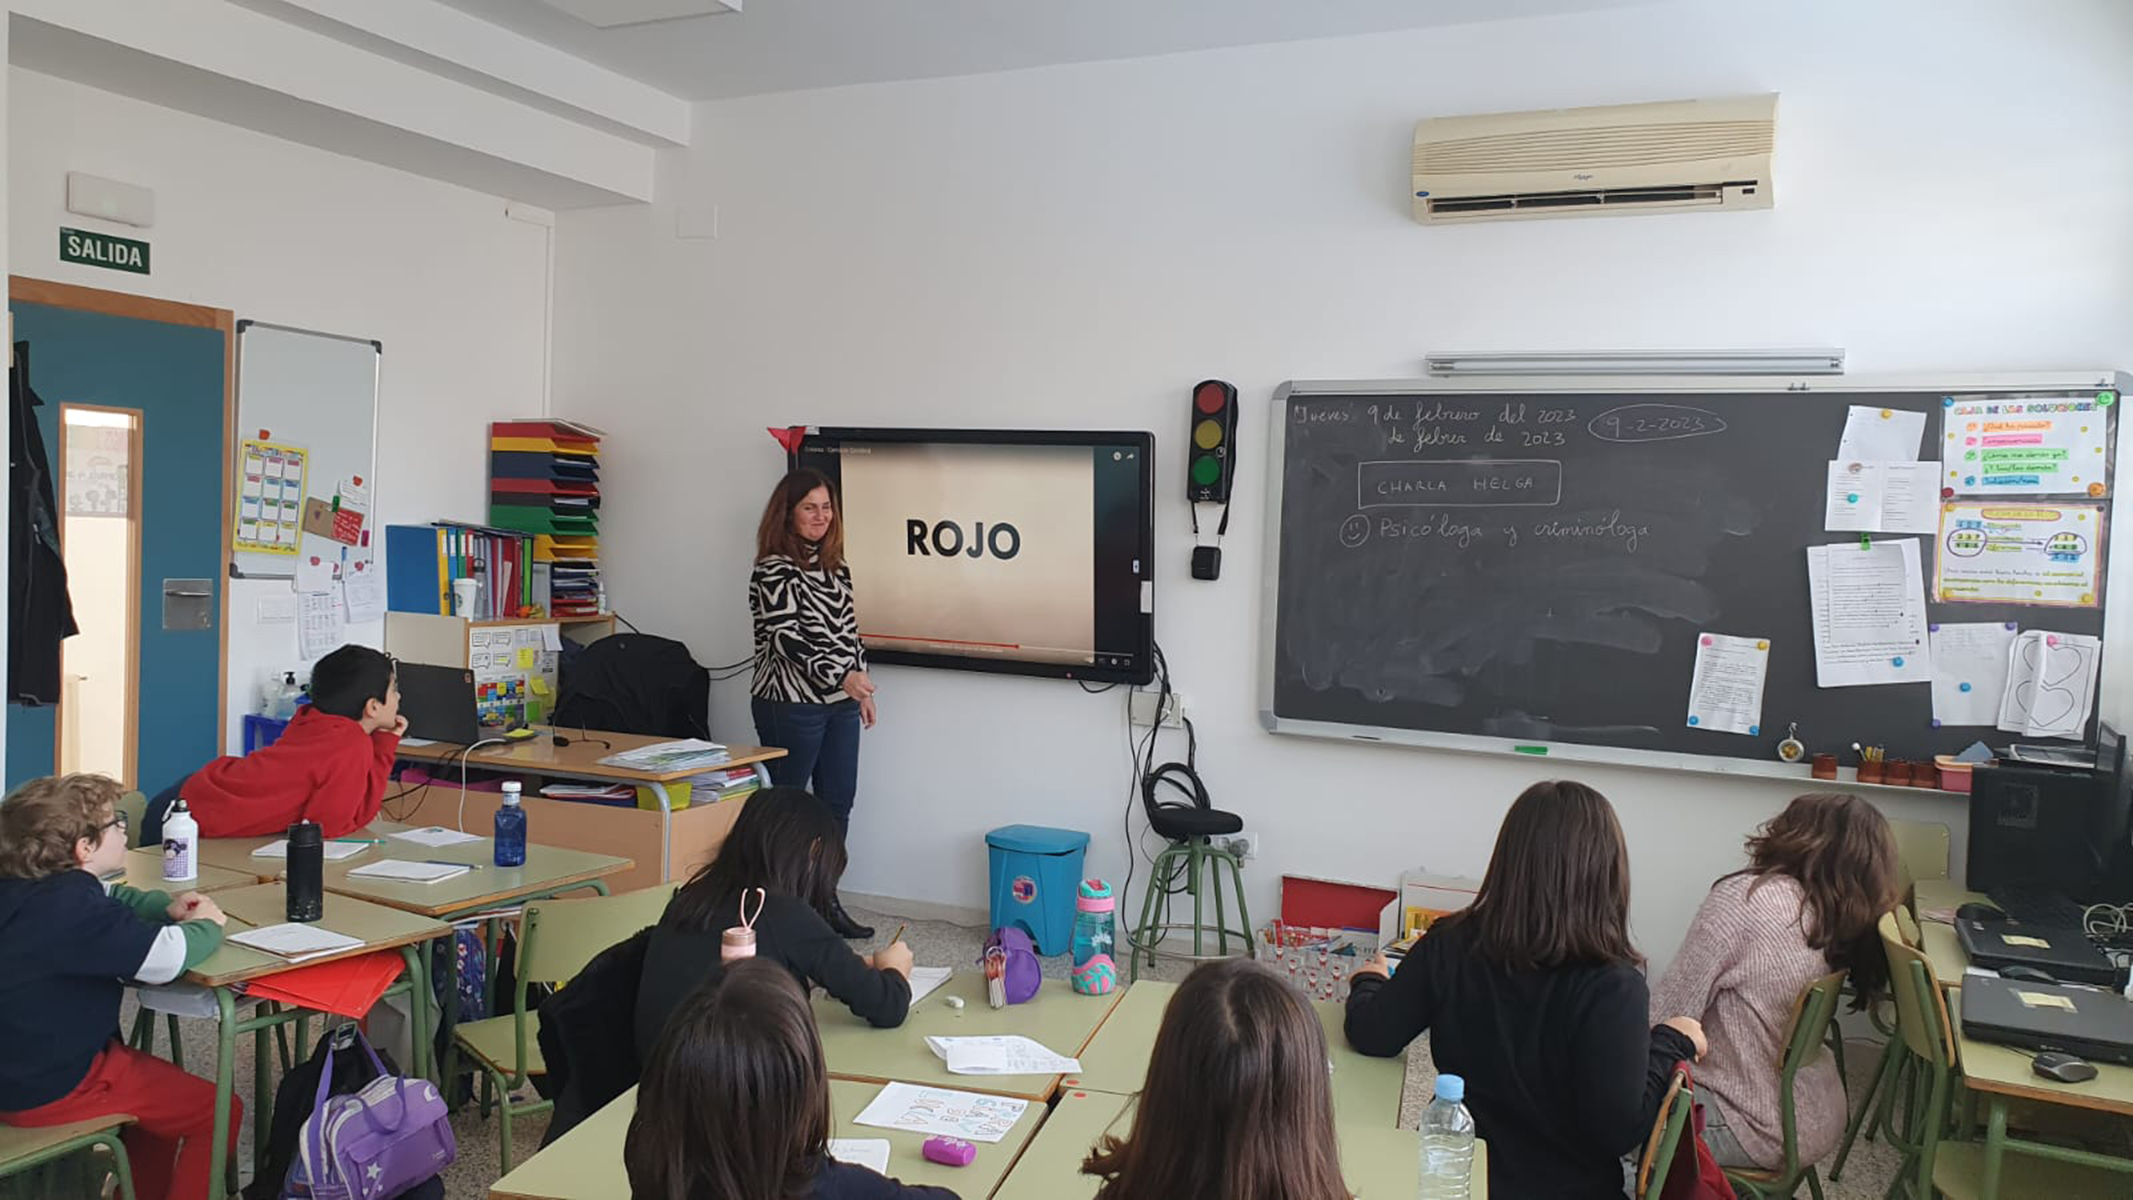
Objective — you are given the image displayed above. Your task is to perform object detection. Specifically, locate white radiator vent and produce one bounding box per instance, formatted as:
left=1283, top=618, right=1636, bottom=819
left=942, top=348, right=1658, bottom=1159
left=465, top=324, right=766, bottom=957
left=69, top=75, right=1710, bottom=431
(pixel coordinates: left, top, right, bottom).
left=1412, top=95, right=1776, bottom=224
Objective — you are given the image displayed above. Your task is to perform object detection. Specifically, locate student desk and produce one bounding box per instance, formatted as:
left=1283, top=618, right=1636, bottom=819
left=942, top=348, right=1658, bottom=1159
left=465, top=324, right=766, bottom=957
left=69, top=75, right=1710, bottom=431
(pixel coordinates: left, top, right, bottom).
left=489, top=1080, right=1048, bottom=1200
left=815, top=972, right=1124, bottom=1103
left=1060, top=979, right=1407, bottom=1127
left=184, top=883, right=450, bottom=1199
left=114, top=850, right=255, bottom=894
left=393, top=733, right=786, bottom=891
left=993, top=1088, right=1489, bottom=1200
left=1911, top=878, right=2133, bottom=1197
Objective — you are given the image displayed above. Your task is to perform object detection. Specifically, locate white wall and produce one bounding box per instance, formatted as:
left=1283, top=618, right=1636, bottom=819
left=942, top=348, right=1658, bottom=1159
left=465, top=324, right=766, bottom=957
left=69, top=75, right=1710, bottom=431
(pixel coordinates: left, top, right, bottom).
left=11, top=68, right=551, bottom=757
left=551, top=0, right=2133, bottom=968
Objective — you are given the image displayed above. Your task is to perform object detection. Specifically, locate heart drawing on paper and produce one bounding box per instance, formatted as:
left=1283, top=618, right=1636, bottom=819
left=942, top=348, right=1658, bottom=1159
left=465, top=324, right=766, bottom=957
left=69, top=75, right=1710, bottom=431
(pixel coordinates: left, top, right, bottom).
left=2012, top=638, right=2089, bottom=731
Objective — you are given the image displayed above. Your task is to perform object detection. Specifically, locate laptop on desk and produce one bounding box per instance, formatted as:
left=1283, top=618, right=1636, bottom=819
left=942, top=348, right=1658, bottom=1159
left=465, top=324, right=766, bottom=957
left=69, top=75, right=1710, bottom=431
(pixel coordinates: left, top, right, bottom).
left=1956, top=918, right=2122, bottom=988
left=395, top=663, right=483, bottom=745
left=1960, top=975, right=2133, bottom=1065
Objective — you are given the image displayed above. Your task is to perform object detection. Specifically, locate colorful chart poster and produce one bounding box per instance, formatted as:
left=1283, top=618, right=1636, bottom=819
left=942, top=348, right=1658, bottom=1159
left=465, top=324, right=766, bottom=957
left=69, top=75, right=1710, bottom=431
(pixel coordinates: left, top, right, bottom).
left=233, top=439, right=308, bottom=554
left=1942, top=395, right=2111, bottom=497
left=1934, top=501, right=2103, bottom=607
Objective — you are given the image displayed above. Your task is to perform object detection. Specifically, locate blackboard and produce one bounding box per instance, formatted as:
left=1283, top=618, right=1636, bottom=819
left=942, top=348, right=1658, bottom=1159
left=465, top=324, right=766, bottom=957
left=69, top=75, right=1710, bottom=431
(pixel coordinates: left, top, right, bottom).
left=1260, top=374, right=2123, bottom=777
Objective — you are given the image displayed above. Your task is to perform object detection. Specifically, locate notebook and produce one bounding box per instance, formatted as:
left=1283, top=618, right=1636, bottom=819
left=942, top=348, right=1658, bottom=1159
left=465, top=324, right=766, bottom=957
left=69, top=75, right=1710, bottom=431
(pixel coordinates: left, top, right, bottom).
left=346, top=860, right=473, bottom=884
left=252, top=839, right=370, bottom=860
left=227, top=923, right=364, bottom=963
left=389, top=826, right=484, bottom=848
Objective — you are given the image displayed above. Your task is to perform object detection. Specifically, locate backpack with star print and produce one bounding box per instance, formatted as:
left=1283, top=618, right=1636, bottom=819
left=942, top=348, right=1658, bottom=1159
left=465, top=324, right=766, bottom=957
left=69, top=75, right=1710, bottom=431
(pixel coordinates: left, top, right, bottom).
left=281, top=1027, right=455, bottom=1200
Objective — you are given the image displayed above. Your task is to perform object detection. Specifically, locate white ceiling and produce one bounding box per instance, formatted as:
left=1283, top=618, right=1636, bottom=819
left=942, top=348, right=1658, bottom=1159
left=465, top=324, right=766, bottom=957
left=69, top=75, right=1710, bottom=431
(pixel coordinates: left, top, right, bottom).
left=436, top=0, right=1647, bottom=101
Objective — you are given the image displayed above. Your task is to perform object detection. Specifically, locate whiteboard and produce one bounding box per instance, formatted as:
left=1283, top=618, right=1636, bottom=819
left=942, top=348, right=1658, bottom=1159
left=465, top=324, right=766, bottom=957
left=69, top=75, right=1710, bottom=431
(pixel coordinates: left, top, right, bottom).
left=230, top=322, right=381, bottom=580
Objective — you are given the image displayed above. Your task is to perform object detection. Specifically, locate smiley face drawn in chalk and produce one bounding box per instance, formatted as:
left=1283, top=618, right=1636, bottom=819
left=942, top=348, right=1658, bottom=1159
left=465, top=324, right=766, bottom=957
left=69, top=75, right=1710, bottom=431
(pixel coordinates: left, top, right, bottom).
left=1338, top=514, right=1371, bottom=548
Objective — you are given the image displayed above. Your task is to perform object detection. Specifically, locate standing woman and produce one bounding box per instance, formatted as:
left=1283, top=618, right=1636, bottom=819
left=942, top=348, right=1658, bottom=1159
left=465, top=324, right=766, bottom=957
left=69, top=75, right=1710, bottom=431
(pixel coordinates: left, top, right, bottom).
left=751, top=468, right=876, bottom=938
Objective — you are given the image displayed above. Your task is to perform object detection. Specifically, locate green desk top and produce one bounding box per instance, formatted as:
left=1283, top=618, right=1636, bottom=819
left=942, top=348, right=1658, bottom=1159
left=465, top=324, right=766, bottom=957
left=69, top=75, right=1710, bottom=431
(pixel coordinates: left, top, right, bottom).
left=490, top=1080, right=1047, bottom=1200
left=815, top=971, right=1123, bottom=1103
left=184, top=883, right=450, bottom=988
left=1059, top=980, right=1406, bottom=1127
left=114, top=849, right=256, bottom=895
left=993, top=1089, right=1485, bottom=1200
left=317, top=821, right=631, bottom=919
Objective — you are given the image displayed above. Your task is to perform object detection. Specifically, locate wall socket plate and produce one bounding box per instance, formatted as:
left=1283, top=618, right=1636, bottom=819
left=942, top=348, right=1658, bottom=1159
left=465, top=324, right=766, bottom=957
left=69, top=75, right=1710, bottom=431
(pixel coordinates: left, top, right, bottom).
left=1128, top=689, right=1185, bottom=728
left=1212, top=832, right=1258, bottom=861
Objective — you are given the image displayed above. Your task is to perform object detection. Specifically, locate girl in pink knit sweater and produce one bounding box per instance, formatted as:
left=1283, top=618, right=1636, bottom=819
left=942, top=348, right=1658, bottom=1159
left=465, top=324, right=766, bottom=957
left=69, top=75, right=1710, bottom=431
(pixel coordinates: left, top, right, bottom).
left=1651, top=793, right=1898, bottom=1170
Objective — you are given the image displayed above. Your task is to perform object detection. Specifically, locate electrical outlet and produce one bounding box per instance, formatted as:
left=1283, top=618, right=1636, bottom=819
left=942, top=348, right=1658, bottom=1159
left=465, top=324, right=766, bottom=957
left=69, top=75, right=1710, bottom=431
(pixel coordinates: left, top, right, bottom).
left=1128, top=689, right=1185, bottom=728
left=1214, top=832, right=1258, bottom=861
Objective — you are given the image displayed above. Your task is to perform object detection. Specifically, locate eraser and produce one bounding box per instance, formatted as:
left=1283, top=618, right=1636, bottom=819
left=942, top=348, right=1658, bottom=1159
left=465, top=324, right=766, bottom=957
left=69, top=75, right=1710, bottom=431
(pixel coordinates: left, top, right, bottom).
left=923, top=1137, right=977, bottom=1167
left=943, top=995, right=965, bottom=1010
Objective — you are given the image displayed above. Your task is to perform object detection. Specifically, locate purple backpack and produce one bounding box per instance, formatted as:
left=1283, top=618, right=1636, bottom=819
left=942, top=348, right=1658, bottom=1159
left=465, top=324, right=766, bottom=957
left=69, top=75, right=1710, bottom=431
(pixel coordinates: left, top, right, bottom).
left=980, top=927, right=1042, bottom=1005
left=284, top=1032, right=455, bottom=1199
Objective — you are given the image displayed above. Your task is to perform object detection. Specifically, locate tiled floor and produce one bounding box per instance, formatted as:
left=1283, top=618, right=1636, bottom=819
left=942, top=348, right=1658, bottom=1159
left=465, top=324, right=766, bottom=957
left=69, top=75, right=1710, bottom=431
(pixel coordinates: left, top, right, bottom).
left=124, top=900, right=1908, bottom=1199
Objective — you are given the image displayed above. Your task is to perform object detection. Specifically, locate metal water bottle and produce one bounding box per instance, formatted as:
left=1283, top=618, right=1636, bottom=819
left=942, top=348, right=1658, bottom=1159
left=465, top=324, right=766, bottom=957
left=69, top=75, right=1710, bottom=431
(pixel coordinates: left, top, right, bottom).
left=286, top=820, right=324, bottom=922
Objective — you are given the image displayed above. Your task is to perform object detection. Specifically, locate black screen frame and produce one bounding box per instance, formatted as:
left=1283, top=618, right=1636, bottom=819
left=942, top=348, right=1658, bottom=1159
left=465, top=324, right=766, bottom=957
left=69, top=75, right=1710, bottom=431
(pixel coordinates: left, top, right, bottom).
left=790, top=426, right=1156, bottom=686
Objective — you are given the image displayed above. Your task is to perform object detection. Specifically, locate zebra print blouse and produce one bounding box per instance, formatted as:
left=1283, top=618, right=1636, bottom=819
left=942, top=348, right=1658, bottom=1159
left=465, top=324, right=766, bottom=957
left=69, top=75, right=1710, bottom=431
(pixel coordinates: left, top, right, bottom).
left=749, top=552, right=868, bottom=705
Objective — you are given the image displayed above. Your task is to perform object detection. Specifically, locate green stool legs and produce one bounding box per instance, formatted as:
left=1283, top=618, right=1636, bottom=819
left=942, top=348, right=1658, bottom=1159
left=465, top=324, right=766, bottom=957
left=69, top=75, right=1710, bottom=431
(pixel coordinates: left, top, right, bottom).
left=1128, top=836, right=1255, bottom=980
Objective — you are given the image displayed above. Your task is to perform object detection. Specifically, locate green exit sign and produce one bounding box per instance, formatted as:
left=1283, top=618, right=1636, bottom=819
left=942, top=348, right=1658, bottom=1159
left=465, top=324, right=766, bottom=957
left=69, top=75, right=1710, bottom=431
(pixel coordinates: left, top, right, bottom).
left=60, top=226, right=150, bottom=275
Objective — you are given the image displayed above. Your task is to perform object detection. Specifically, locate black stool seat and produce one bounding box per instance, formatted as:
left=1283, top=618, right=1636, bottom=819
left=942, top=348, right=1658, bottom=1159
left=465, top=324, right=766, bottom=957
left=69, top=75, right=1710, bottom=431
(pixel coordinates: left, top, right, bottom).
left=1148, top=805, right=1243, bottom=840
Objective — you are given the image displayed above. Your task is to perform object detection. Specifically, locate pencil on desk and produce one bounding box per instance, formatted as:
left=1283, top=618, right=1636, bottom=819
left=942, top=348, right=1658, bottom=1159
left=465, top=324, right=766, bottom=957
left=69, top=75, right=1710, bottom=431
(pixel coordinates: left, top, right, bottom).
left=890, top=923, right=907, bottom=946
left=333, top=837, right=384, bottom=845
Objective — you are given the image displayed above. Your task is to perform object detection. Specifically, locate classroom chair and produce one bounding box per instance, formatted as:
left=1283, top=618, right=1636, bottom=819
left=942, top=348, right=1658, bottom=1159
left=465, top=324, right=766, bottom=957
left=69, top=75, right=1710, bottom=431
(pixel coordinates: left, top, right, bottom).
left=0, top=1115, right=135, bottom=1200
left=1831, top=908, right=1923, bottom=1181
left=1126, top=774, right=1253, bottom=980
left=450, top=883, right=675, bottom=1172
left=1636, top=1063, right=1696, bottom=1200
left=1877, top=917, right=2126, bottom=1198
left=1721, top=969, right=1847, bottom=1200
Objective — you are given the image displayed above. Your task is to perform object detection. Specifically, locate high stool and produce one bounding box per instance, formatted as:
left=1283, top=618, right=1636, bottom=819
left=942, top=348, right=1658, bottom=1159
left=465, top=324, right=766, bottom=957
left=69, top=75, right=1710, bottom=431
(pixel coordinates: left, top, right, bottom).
left=1128, top=774, right=1253, bottom=980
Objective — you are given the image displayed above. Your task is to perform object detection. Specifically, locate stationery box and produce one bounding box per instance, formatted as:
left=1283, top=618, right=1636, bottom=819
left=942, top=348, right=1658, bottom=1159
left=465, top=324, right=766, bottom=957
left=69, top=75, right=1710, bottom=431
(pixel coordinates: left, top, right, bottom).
left=1376, top=869, right=1482, bottom=962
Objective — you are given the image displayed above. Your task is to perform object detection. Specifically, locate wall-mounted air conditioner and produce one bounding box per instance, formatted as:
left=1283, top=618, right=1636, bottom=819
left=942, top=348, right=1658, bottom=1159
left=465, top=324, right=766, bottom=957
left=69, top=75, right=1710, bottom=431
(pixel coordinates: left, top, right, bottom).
left=1412, top=94, right=1776, bottom=224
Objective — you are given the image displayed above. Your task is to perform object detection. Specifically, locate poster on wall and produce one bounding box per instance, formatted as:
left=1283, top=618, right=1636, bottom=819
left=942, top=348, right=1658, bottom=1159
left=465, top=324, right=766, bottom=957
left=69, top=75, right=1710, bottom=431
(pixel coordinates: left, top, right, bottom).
left=234, top=439, right=308, bottom=554
left=1941, top=395, right=2111, bottom=497
left=1933, top=500, right=2103, bottom=607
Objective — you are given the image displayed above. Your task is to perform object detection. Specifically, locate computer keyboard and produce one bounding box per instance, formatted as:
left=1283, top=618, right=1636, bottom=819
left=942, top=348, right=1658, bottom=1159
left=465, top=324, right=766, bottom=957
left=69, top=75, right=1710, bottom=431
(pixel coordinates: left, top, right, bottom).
left=1986, top=885, right=2087, bottom=929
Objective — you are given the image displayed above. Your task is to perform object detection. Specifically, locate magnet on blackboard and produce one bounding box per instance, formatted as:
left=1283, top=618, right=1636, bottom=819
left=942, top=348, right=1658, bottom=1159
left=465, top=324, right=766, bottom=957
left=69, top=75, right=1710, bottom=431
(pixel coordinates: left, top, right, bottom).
left=1959, top=682, right=1972, bottom=693
left=1892, top=656, right=1905, bottom=667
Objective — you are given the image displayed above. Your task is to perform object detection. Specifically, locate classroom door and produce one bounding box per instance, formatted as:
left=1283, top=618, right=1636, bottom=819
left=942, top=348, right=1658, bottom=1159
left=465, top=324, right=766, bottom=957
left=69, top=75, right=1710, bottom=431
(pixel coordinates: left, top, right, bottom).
left=6, top=290, right=229, bottom=793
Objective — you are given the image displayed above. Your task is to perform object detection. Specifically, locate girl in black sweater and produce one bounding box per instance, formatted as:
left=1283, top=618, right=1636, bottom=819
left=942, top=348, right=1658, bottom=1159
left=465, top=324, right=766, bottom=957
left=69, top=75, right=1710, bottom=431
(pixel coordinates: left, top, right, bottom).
left=628, top=957, right=955, bottom=1200
left=636, top=787, right=911, bottom=1061
left=1344, top=780, right=1707, bottom=1199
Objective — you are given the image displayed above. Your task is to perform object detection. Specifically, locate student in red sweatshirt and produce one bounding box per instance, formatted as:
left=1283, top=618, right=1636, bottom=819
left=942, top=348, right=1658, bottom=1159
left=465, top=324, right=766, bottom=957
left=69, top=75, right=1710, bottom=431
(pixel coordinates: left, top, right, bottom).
left=172, top=644, right=406, bottom=839
left=0, top=773, right=233, bottom=1200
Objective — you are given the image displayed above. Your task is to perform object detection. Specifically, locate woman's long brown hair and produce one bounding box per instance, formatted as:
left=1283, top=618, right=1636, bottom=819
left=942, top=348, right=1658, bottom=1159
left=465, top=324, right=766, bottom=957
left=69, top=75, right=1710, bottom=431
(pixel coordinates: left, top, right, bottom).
left=625, top=957, right=831, bottom=1200
left=1727, top=792, right=1898, bottom=1002
left=1441, top=779, right=1642, bottom=970
left=1081, top=959, right=1348, bottom=1200
left=755, top=467, right=843, bottom=571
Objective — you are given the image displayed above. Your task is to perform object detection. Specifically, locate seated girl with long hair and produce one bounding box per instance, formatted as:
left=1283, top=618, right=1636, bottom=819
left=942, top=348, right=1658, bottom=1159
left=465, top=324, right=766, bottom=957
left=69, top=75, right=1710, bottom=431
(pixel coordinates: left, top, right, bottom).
left=1081, top=957, right=1350, bottom=1200
left=1651, top=791, right=1898, bottom=1169
left=636, top=787, right=911, bottom=1061
left=626, top=957, right=955, bottom=1199
left=1344, top=780, right=1706, bottom=1199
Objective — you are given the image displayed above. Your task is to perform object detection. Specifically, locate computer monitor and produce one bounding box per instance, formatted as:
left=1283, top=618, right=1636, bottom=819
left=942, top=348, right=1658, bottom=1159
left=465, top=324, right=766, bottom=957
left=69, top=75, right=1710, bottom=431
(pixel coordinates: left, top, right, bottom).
left=1968, top=759, right=2103, bottom=899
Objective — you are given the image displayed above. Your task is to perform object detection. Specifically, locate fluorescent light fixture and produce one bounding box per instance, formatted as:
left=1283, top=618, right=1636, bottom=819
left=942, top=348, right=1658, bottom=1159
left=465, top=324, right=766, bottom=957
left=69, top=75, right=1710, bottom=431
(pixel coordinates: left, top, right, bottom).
left=538, top=0, right=739, bottom=27
left=1425, top=349, right=1845, bottom=377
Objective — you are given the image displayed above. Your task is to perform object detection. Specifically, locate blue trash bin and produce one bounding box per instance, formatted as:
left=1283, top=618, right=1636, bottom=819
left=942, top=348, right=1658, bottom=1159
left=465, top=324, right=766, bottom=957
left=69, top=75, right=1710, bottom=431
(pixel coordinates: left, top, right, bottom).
left=986, top=824, right=1090, bottom=956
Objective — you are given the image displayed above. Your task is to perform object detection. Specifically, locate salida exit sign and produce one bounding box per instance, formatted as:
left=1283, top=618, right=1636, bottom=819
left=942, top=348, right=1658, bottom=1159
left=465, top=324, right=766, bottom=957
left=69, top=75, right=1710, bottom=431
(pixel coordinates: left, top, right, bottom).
left=60, top=226, right=150, bottom=275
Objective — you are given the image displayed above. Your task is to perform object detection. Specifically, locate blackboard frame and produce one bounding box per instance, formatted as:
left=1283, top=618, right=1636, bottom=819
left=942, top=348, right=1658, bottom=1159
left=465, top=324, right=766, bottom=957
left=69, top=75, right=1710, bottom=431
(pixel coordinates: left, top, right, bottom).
left=1258, top=370, right=2127, bottom=786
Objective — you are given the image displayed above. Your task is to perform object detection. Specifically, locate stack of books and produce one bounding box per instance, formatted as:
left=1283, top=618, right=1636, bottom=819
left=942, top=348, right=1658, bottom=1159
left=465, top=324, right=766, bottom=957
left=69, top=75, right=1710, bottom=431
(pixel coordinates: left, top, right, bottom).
left=488, top=419, right=603, bottom=618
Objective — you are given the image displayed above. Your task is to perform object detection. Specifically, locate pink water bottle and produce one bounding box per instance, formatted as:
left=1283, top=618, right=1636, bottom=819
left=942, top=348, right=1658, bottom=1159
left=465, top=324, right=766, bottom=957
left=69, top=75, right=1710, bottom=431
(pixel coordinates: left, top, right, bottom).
left=1070, top=879, right=1118, bottom=995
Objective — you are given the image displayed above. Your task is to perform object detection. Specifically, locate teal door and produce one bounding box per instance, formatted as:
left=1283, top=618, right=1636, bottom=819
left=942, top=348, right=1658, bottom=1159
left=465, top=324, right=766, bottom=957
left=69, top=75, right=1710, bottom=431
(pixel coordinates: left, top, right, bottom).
left=6, top=299, right=227, bottom=792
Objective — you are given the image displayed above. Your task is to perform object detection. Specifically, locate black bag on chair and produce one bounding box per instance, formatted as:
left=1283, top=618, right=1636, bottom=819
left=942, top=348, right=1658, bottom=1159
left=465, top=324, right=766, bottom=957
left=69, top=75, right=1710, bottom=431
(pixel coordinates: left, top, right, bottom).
left=552, top=634, right=710, bottom=739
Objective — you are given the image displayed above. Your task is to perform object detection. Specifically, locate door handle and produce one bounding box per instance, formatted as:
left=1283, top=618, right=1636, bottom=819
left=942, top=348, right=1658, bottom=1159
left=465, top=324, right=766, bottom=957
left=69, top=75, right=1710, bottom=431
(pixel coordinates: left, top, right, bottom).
left=163, top=588, right=212, bottom=597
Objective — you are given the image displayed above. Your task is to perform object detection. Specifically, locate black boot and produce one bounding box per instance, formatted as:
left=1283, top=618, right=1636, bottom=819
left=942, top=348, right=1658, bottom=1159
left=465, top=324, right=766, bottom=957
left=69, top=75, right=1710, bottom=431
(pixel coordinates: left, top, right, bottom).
left=827, top=896, right=874, bottom=940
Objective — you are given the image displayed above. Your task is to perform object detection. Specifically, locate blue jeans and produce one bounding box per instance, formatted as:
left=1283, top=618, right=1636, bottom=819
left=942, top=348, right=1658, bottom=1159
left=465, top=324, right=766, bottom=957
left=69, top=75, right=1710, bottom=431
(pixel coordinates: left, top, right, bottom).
left=751, top=698, right=862, bottom=835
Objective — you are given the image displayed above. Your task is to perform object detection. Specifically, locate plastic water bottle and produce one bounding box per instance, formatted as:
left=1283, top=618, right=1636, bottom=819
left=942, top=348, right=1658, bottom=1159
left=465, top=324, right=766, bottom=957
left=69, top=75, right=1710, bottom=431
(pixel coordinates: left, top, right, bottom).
left=1418, top=1073, right=1475, bottom=1198
left=161, top=797, right=198, bottom=883
left=1070, top=879, right=1118, bottom=994
left=494, top=782, right=526, bottom=867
